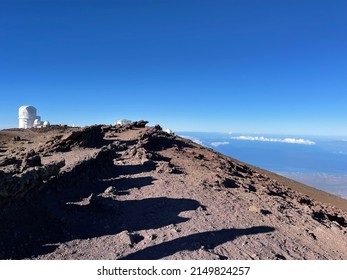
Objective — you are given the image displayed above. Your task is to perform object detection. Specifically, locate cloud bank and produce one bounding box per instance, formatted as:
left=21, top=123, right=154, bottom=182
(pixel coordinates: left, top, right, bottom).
left=179, top=135, right=204, bottom=145
left=231, top=136, right=315, bottom=145
left=211, top=141, right=230, bottom=147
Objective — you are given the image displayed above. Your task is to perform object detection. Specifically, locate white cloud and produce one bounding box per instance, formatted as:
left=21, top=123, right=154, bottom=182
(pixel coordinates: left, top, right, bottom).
left=231, top=135, right=315, bottom=145
left=179, top=135, right=204, bottom=145
left=211, top=141, right=230, bottom=147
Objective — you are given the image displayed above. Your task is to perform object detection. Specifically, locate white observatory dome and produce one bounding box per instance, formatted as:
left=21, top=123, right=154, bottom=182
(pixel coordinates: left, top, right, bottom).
left=18, top=105, right=37, bottom=129
left=19, top=106, right=37, bottom=119
left=33, top=118, right=42, bottom=127
left=43, top=121, right=50, bottom=127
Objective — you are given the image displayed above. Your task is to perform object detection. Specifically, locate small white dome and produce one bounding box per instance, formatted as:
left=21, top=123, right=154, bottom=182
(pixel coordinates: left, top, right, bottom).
left=43, top=121, right=50, bottom=127
left=33, top=119, right=41, bottom=126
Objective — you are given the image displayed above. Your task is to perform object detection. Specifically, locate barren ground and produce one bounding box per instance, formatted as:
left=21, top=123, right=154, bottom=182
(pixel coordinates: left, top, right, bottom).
left=1, top=124, right=347, bottom=260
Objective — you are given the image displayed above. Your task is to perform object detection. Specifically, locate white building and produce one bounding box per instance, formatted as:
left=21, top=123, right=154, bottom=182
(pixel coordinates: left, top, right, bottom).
left=116, top=119, right=132, bottom=126
left=18, top=105, right=38, bottom=129
left=43, top=121, right=50, bottom=127
left=18, top=105, right=49, bottom=129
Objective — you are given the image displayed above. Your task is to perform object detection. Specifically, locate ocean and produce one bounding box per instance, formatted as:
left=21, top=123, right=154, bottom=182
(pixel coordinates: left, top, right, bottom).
left=179, top=132, right=347, bottom=199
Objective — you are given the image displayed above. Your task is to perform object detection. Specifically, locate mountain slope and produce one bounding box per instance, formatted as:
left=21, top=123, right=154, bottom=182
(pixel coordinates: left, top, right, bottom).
left=1, top=123, right=347, bottom=260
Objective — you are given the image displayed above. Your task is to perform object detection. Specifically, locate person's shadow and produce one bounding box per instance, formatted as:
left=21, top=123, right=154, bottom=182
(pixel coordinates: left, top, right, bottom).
left=121, top=226, right=275, bottom=260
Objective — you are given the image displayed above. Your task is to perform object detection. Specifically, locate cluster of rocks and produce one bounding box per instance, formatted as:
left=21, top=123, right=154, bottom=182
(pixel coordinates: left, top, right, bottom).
left=121, top=125, right=184, bottom=174
left=39, top=125, right=105, bottom=154
left=46, top=144, right=118, bottom=192
left=137, top=125, right=178, bottom=151
left=103, top=121, right=149, bottom=138
left=0, top=154, right=65, bottom=203
left=0, top=125, right=116, bottom=204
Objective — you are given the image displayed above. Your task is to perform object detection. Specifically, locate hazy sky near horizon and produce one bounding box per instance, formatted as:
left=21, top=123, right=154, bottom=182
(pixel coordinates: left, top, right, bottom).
left=0, top=0, right=346, bottom=135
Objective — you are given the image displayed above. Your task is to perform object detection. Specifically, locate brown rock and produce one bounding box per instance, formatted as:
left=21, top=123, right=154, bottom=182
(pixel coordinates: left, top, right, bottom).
left=249, top=205, right=261, bottom=213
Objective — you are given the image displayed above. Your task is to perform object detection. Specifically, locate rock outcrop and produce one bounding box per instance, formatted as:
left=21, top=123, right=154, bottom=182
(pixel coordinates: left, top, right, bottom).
left=0, top=160, right=65, bottom=202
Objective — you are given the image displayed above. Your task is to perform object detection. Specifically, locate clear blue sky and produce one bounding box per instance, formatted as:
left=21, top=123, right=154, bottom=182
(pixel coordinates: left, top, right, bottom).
left=0, top=0, right=346, bottom=135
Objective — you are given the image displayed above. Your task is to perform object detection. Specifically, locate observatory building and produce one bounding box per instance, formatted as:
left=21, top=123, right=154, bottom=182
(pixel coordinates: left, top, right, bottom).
left=116, top=119, right=132, bottom=126
left=18, top=105, right=49, bottom=129
left=18, top=106, right=38, bottom=129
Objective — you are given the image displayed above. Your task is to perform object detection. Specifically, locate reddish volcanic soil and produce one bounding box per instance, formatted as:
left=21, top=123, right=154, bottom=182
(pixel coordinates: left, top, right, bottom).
left=1, top=123, right=347, bottom=260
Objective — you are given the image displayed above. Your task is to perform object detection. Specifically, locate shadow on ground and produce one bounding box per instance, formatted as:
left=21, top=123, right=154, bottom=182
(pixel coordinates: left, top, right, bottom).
left=0, top=161, right=203, bottom=259
left=113, top=164, right=155, bottom=176
left=121, top=226, right=276, bottom=260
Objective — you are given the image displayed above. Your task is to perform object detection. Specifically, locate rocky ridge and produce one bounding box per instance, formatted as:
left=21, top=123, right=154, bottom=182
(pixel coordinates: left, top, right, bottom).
left=0, top=122, right=347, bottom=260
